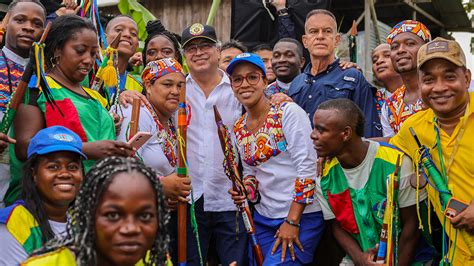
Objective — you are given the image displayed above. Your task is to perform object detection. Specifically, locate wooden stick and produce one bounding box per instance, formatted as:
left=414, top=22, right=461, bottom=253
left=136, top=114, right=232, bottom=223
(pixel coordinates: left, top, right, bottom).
left=129, top=98, right=140, bottom=138
left=0, top=21, right=52, bottom=134
left=177, top=81, right=188, bottom=265
left=213, top=105, right=264, bottom=266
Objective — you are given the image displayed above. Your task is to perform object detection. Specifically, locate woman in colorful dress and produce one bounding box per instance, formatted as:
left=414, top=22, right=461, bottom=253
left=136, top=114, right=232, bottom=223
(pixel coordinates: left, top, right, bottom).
left=21, top=156, right=170, bottom=266
left=116, top=58, right=191, bottom=203
left=0, top=126, right=85, bottom=265
left=7, top=15, right=133, bottom=206
left=227, top=53, right=324, bottom=265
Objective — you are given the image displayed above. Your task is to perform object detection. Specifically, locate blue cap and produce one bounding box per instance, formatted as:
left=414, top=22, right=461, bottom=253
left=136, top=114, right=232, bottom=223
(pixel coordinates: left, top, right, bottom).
left=27, top=126, right=87, bottom=159
left=226, top=53, right=267, bottom=76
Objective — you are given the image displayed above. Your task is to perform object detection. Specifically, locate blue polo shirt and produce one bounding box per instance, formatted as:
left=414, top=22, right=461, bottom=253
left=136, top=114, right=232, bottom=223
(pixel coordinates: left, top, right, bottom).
left=288, top=59, right=382, bottom=137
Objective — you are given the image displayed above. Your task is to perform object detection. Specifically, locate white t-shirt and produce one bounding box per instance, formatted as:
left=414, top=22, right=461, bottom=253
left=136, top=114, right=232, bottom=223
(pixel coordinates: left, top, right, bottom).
left=116, top=104, right=175, bottom=177
left=317, top=140, right=427, bottom=220
left=0, top=219, right=66, bottom=265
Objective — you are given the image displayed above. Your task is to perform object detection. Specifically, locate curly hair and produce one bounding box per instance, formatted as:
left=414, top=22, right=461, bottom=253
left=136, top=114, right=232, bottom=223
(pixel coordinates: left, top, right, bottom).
left=33, top=156, right=170, bottom=266
left=143, top=19, right=182, bottom=65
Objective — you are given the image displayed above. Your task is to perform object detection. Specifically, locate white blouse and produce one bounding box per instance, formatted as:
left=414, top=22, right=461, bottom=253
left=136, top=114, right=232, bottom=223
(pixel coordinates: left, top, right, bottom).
left=116, top=104, right=175, bottom=177
left=234, top=102, right=322, bottom=219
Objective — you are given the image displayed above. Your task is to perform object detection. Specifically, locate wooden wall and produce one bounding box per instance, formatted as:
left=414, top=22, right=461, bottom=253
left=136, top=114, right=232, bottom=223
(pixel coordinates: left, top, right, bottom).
left=141, top=0, right=232, bottom=41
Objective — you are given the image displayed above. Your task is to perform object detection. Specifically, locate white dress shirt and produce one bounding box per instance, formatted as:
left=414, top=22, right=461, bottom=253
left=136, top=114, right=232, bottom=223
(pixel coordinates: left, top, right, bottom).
left=186, top=70, right=243, bottom=212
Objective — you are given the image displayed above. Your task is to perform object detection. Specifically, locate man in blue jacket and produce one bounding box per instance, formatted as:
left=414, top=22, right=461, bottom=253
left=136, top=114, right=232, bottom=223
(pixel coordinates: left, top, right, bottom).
left=289, top=9, right=382, bottom=137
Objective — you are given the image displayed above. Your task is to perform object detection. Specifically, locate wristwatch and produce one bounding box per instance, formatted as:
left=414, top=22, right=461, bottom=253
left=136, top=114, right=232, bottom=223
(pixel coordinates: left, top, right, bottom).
left=277, top=8, right=289, bottom=16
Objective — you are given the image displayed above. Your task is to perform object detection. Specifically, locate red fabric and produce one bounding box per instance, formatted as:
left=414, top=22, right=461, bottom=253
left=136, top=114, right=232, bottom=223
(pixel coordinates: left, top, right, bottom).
left=327, top=188, right=359, bottom=234
left=45, top=99, right=88, bottom=142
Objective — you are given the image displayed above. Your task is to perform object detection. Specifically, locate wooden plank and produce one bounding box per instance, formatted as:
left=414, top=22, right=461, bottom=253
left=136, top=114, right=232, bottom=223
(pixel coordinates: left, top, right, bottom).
left=143, top=0, right=231, bottom=41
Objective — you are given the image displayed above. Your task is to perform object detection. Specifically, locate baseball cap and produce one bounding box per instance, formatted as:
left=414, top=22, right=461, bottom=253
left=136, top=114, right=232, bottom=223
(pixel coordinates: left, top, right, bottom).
left=226, top=53, right=267, bottom=76
left=181, top=23, right=217, bottom=48
left=27, top=126, right=87, bottom=159
left=417, top=37, right=466, bottom=69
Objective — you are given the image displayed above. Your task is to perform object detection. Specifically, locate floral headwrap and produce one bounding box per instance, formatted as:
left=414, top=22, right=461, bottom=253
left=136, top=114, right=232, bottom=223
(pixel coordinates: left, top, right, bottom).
left=141, top=58, right=184, bottom=84
left=386, top=20, right=431, bottom=45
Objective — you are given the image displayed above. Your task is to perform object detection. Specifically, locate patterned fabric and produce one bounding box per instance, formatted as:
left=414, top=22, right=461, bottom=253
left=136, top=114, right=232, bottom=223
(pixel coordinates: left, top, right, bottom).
left=141, top=58, right=184, bottom=84
left=0, top=200, right=43, bottom=255
left=234, top=103, right=287, bottom=166
left=143, top=100, right=177, bottom=167
left=294, top=178, right=315, bottom=204
left=319, top=143, right=404, bottom=252
left=385, top=85, right=424, bottom=134
left=264, top=81, right=287, bottom=97
left=0, top=52, right=24, bottom=112
left=375, top=90, right=384, bottom=118
left=386, top=20, right=431, bottom=44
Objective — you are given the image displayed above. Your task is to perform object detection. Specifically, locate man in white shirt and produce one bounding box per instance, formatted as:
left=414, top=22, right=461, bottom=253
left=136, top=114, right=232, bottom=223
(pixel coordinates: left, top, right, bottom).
left=180, top=23, right=247, bottom=265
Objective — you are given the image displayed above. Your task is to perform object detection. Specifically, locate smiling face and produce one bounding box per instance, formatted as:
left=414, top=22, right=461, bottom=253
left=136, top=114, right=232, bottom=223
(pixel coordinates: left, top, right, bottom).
left=372, top=43, right=400, bottom=83
left=271, top=41, right=304, bottom=82
left=419, top=59, right=471, bottom=119
left=55, top=28, right=98, bottom=84
left=302, top=13, right=340, bottom=59
left=230, top=62, right=268, bottom=108
left=390, top=32, right=425, bottom=74
left=219, top=47, right=243, bottom=71
left=145, top=35, right=177, bottom=64
left=34, top=151, right=83, bottom=207
left=106, top=17, right=139, bottom=59
left=145, top=72, right=185, bottom=118
left=95, top=172, right=158, bottom=266
left=6, top=2, right=45, bottom=57
left=184, top=39, right=219, bottom=74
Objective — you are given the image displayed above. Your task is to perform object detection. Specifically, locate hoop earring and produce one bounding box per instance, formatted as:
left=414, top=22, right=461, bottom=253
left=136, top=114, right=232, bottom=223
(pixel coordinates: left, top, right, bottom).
left=50, top=56, right=59, bottom=68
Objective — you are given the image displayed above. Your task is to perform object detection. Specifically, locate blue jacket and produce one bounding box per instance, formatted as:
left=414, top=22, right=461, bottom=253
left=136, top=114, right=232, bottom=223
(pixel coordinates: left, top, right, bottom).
left=288, top=59, right=382, bottom=137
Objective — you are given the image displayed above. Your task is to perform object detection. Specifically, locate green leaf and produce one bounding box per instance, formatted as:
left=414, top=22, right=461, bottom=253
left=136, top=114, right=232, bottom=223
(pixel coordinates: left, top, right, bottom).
left=118, top=0, right=156, bottom=41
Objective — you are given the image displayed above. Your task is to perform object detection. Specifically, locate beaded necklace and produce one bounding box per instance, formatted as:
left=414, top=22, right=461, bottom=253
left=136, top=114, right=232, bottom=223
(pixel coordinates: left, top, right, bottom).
left=143, top=99, right=177, bottom=167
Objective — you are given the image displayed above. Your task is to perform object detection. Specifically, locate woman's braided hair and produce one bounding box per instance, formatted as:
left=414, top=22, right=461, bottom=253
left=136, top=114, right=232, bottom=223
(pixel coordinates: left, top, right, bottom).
left=143, top=19, right=182, bottom=65
left=33, top=156, right=170, bottom=266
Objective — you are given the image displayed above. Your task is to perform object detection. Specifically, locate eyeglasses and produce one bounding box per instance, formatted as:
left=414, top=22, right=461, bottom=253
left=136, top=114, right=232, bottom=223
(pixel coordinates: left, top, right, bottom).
left=183, top=42, right=215, bottom=54
left=230, top=73, right=263, bottom=87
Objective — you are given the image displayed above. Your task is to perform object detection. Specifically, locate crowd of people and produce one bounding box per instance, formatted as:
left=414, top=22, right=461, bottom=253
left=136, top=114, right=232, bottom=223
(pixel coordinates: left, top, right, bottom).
left=0, top=0, right=472, bottom=265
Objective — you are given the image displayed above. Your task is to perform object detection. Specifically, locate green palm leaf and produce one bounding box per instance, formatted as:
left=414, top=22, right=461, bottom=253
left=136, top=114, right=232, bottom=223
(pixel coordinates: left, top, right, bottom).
left=117, top=0, right=156, bottom=40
